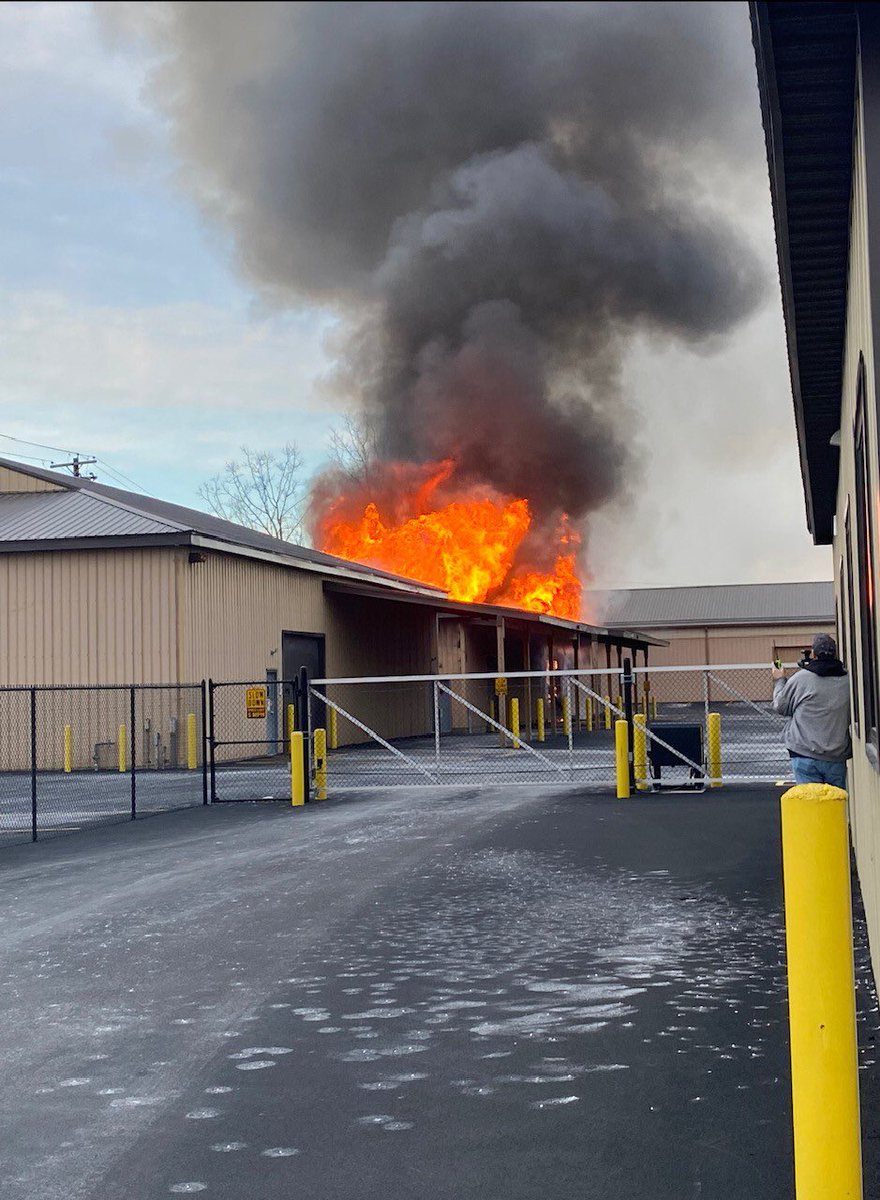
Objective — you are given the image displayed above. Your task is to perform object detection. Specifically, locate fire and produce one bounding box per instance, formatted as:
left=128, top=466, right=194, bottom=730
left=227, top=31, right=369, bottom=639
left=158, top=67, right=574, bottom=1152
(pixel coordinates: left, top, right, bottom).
left=315, top=458, right=583, bottom=619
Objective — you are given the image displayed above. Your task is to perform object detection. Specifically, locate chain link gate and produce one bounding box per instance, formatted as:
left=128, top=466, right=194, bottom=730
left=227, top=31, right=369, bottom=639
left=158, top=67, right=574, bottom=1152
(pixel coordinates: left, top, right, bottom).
left=310, top=662, right=799, bottom=793
left=207, top=677, right=310, bottom=802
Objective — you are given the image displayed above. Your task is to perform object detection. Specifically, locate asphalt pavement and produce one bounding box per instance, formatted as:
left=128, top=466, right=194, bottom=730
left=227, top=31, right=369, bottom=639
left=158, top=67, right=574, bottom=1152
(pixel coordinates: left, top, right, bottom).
left=1, top=785, right=877, bottom=1199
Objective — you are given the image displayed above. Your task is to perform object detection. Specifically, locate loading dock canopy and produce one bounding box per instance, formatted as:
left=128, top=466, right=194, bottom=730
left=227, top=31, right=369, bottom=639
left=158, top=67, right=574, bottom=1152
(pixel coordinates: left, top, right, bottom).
left=322, top=578, right=665, bottom=653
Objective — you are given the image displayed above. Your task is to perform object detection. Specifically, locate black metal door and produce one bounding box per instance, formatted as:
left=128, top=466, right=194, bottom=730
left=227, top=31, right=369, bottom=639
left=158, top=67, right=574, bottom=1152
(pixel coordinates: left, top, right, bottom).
left=282, top=632, right=325, bottom=733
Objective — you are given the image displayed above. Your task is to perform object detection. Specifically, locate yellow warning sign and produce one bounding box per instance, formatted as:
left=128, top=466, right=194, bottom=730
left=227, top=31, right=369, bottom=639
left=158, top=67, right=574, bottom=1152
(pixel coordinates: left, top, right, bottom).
left=245, top=685, right=267, bottom=719
left=494, top=677, right=508, bottom=696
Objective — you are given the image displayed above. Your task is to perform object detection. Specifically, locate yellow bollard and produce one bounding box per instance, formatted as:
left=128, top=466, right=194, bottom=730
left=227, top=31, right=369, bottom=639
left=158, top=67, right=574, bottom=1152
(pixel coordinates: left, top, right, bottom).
left=290, top=730, right=305, bottom=806
left=617, top=694, right=623, bottom=714
left=536, top=697, right=545, bottom=742
left=118, top=725, right=127, bottom=773
left=633, top=713, right=648, bottom=791
left=585, top=696, right=593, bottom=733
left=781, top=784, right=862, bottom=1200
left=604, top=696, right=612, bottom=730
left=186, top=712, right=197, bottom=770
left=313, top=728, right=327, bottom=799
left=509, top=697, right=521, bottom=747
left=614, top=720, right=630, bottom=799
left=287, top=703, right=295, bottom=739
left=707, top=712, right=722, bottom=788
left=561, top=694, right=571, bottom=738
left=328, top=707, right=338, bottom=751
left=63, top=724, right=73, bottom=774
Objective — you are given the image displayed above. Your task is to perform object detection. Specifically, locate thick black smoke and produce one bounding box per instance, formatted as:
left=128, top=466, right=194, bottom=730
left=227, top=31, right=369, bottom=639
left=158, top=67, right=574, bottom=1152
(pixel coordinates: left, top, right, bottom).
left=125, top=1, right=765, bottom=527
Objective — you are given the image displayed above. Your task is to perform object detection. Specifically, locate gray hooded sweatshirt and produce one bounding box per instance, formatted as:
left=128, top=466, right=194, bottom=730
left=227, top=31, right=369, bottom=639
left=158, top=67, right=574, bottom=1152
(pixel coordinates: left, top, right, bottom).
left=772, top=661, right=852, bottom=762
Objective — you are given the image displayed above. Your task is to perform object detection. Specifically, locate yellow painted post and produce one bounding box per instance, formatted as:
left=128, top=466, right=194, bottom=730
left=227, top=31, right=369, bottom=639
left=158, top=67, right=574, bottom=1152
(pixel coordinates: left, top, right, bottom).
left=290, top=730, right=305, bottom=806
left=614, top=720, right=630, bottom=799
left=707, top=712, right=722, bottom=788
left=509, top=697, right=521, bottom=748
left=633, top=713, right=648, bottom=791
left=287, top=703, right=295, bottom=738
left=328, top=707, right=338, bottom=751
left=536, top=697, right=545, bottom=742
left=781, top=784, right=862, bottom=1200
left=617, top=693, right=623, bottom=714
left=186, top=712, right=197, bottom=770
left=561, top=694, right=571, bottom=738
left=118, top=725, right=127, bottom=773
left=604, top=696, right=612, bottom=730
left=585, top=695, right=593, bottom=733
left=313, top=728, right=327, bottom=799
left=63, top=725, right=73, bottom=774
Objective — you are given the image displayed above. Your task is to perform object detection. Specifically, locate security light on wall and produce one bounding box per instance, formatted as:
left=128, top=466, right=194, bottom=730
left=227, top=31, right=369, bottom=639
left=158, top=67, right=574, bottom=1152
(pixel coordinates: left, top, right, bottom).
left=830, top=429, right=841, bottom=447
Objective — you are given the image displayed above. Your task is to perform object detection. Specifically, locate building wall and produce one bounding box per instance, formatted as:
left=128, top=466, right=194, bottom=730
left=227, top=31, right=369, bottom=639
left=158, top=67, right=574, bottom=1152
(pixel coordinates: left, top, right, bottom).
left=832, top=73, right=880, bottom=966
left=0, top=466, right=63, bottom=493
left=0, top=547, right=180, bottom=686
left=634, top=623, right=834, bottom=703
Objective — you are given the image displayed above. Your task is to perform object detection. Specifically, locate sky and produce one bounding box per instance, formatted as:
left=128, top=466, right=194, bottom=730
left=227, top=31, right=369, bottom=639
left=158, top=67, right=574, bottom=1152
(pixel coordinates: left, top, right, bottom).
left=0, top=1, right=833, bottom=589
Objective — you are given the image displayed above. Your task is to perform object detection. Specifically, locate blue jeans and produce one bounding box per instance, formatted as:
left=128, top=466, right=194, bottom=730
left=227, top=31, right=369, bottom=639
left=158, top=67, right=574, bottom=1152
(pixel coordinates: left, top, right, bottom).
left=790, top=756, right=848, bottom=789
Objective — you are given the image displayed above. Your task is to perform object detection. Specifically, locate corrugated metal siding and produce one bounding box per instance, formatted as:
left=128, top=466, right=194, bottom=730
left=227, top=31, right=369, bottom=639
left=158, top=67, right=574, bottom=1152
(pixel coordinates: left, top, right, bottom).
left=0, top=465, right=63, bottom=494
left=0, top=548, right=178, bottom=685
left=183, top=551, right=327, bottom=681
left=592, top=582, right=835, bottom=628
left=0, top=489, right=181, bottom=541
left=832, top=85, right=880, bottom=963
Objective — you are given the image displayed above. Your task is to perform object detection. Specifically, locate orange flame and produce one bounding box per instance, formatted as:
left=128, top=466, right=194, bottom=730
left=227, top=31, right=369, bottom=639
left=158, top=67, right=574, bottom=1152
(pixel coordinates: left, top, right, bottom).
left=315, top=459, right=583, bottom=619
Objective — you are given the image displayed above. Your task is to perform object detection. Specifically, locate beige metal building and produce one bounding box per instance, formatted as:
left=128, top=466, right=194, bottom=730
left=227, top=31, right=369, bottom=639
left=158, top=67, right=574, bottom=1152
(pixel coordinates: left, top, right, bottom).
left=592, top=582, right=835, bottom=667
left=753, top=4, right=880, bottom=965
left=0, top=458, right=655, bottom=756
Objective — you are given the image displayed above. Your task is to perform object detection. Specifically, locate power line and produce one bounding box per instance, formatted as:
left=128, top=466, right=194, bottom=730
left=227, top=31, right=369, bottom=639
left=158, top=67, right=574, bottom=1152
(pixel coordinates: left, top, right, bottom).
left=0, top=434, right=147, bottom=493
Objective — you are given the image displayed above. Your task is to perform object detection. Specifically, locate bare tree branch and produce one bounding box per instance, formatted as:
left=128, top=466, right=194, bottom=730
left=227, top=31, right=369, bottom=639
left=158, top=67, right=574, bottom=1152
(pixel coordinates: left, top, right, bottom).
left=197, top=444, right=306, bottom=542
left=326, top=413, right=378, bottom=483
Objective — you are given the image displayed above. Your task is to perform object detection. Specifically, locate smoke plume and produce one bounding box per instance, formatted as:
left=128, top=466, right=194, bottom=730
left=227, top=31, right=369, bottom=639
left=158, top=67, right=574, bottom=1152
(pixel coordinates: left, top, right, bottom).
left=124, top=1, right=766, bottom=558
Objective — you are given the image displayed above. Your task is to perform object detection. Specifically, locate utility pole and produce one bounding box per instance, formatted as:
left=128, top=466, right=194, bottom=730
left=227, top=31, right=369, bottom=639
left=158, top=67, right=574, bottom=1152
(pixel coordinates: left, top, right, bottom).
left=49, top=454, right=97, bottom=479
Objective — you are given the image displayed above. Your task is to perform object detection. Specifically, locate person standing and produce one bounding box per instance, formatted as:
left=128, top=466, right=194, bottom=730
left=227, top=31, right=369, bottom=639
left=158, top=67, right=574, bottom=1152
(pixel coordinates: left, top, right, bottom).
left=772, top=633, right=851, bottom=788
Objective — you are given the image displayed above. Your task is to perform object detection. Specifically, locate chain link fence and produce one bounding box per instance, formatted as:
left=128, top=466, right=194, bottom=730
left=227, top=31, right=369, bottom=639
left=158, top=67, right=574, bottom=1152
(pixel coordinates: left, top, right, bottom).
left=310, top=663, right=799, bottom=792
left=0, top=684, right=207, bottom=847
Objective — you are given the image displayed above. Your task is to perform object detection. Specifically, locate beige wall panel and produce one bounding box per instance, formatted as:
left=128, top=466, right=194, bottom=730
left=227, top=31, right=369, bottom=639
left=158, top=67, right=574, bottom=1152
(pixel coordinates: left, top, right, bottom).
left=0, top=548, right=178, bottom=686
left=183, top=551, right=326, bottom=682
left=833, top=81, right=880, bottom=976
left=0, top=466, right=63, bottom=493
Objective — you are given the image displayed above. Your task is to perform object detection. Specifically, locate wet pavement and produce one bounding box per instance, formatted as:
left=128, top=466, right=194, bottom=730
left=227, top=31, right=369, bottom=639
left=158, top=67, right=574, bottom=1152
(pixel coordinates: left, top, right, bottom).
left=0, top=785, right=877, bottom=1199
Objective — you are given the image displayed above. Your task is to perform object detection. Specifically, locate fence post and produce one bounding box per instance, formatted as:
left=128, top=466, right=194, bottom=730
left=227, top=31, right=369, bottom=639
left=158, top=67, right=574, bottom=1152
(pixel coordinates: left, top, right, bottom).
left=200, top=681, right=209, bottom=805
left=623, top=657, right=635, bottom=791
left=299, top=666, right=311, bottom=802
left=30, top=688, right=37, bottom=842
left=615, top=720, right=630, bottom=799
left=780, top=784, right=862, bottom=1200
left=433, top=681, right=441, bottom=765
left=707, top=712, right=722, bottom=788
left=207, top=679, right=217, bottom=803
left=129, top=687, right=136, bottom=820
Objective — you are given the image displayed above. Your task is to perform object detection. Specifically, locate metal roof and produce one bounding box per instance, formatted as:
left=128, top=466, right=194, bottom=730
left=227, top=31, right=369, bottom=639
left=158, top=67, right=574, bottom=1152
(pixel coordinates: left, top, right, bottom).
left=751, top=1, right=858, bottom=544
left=0, top=489, right=183, bottom=541
left=590, top=581, right=835, bottom=629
